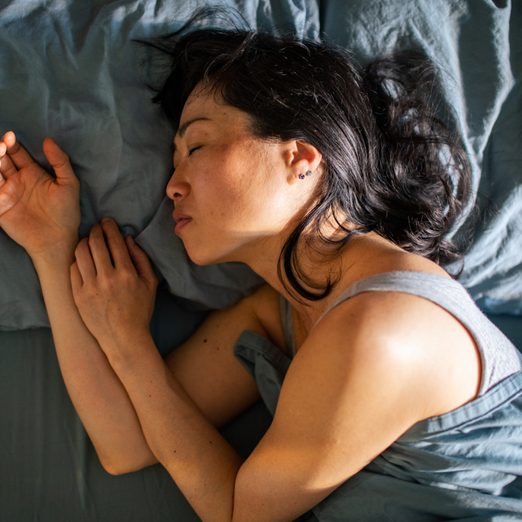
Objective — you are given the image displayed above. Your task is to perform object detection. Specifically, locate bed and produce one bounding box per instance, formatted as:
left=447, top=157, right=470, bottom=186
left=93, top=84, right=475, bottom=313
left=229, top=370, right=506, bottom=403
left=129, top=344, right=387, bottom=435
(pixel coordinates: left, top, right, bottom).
left=0, top=1, right=520, bottom=520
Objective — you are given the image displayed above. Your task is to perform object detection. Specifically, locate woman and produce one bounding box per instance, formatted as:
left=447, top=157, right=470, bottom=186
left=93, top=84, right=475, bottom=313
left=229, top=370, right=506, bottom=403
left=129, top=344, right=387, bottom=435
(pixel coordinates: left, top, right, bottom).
left=1, top=20, right=521, bottom=522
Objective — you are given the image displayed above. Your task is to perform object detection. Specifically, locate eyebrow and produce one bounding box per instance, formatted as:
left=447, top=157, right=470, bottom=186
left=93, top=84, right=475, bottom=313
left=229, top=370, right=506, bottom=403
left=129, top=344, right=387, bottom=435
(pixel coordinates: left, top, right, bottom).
left=172, top=117, right=211, bottom=153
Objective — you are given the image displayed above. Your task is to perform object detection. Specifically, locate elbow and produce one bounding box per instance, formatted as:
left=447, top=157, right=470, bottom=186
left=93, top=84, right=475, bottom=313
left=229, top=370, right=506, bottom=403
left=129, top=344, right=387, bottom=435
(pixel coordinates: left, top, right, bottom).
left=97, top=451, right=156, bottom=476
left=101, top=460, right=135, bottom=476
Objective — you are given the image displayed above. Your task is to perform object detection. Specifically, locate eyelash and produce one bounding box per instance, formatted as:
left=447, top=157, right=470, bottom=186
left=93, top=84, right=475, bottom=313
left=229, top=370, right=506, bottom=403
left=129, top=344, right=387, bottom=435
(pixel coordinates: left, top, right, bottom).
left=173, top=146, right=201, bottom=170
left=188, top=146, right=202, bottom=155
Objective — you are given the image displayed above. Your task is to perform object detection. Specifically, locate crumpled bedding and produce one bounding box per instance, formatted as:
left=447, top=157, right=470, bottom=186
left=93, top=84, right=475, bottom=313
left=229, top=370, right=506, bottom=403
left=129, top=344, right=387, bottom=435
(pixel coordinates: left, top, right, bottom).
left=1, top=2, right=521, bottom=521
left=0, top=0, right=520, bottom=331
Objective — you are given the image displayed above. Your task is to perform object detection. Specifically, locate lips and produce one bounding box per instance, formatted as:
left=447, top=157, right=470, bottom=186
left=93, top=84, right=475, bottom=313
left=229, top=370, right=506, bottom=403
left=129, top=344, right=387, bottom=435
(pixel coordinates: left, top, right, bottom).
left=172, top=210, right=192, bottom=234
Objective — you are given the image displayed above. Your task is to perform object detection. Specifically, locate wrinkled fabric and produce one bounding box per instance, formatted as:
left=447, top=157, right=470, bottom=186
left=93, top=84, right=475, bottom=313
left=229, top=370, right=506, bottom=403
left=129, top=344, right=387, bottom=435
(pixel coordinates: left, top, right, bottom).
left=0, top=0, right=521, bottom=330
left=0, top=0, right=319, bottom=329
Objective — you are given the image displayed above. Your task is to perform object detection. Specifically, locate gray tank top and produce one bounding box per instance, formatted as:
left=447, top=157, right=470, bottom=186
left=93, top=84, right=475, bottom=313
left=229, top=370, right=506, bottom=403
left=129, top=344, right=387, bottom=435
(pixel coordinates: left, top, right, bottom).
left=234, top=271, right=522, bottom=520
left=280, top=270, right=521, bottom=395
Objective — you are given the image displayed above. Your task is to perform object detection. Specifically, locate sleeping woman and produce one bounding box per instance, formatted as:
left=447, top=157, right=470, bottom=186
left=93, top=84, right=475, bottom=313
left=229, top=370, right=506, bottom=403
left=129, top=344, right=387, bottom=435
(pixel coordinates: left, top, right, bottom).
left=1, top=21, right=521, bottom=522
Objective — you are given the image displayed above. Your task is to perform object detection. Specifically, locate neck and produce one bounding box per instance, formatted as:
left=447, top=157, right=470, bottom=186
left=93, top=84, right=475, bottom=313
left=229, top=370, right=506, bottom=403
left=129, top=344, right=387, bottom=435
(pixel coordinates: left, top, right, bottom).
left=239, top=229, right=352, bottom=324
left=239, top=228, right=406, bottom=326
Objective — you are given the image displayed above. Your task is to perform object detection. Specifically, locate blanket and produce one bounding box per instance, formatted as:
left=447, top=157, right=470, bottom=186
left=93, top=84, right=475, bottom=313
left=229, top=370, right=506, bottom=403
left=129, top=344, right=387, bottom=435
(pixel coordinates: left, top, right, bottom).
left=0, top=0, right=520, bottom=330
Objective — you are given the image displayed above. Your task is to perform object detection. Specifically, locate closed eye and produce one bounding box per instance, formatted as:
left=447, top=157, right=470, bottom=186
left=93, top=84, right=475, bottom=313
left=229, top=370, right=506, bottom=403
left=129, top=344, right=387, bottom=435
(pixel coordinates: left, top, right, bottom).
left=188, top=146, right=202, bottom=155
left=172, top=146, right=202, bottom=170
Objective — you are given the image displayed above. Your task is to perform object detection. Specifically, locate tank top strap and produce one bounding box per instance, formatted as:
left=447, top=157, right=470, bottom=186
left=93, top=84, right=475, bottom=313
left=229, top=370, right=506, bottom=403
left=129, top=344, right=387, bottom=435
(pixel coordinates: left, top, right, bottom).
left=311, top=270, right=522, bottom=395
left=313, top=270, right=466, bottom=329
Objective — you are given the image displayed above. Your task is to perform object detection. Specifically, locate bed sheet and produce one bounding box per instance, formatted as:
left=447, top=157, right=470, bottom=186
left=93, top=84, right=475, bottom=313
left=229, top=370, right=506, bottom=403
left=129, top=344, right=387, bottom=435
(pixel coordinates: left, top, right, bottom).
left=0, top=0, right=521, bottom=333
left=0, top=284, right=272, bottom=522
left=1, top=1, right=521, bottom=520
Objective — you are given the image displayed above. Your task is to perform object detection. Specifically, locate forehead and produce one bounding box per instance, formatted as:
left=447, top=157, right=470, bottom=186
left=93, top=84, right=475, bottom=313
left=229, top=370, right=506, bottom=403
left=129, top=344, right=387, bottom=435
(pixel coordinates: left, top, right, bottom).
left=172, top=86, right=252, bottom=146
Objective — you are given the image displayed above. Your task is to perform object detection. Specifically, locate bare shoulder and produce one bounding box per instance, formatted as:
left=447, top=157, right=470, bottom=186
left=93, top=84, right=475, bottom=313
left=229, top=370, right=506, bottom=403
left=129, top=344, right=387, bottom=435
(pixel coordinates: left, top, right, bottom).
left=233, top=278, right=480, bottom=520
left=309, top=289, right=482, bottom=418
left=235, top=288, right=453, bottom=519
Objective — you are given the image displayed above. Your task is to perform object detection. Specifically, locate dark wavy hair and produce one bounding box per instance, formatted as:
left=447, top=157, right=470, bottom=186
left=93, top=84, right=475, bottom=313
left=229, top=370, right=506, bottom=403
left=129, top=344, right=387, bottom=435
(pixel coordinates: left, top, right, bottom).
left=136, top=8, right=472, bottom=301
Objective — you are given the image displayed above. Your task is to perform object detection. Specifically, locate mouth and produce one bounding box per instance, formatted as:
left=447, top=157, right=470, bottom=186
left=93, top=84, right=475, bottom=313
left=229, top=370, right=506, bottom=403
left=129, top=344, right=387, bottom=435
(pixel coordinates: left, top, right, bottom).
left=173, top=213, right=192, bottom=235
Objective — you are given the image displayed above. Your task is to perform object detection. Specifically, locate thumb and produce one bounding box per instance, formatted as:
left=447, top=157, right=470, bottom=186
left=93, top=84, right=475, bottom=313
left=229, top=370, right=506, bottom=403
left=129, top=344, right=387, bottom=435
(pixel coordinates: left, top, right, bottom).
left=42, top=138, right=77, bottom=184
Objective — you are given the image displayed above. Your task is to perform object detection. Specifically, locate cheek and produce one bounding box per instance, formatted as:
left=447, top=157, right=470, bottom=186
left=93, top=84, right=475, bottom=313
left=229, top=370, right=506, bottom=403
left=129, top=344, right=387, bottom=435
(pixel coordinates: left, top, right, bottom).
left=200, top=157, right=253, bottom=215
left=194, top=141, right=282, bottom=229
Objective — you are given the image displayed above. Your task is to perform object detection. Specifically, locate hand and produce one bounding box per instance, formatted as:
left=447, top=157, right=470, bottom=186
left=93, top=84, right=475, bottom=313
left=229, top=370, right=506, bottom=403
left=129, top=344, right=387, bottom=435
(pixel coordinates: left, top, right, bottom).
left=0, top=131, right=80, bottom=259
left=70, top=218, right=158, bottom=356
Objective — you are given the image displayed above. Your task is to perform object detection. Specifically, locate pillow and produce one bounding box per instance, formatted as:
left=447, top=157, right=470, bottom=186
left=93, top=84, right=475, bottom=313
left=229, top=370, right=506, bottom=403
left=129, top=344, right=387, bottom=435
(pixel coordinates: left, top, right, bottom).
left=0, top=0, right=320, bottom=330
left=320, top=0, right=521, bottom=315
left=2, top=0, right=520, bottom=331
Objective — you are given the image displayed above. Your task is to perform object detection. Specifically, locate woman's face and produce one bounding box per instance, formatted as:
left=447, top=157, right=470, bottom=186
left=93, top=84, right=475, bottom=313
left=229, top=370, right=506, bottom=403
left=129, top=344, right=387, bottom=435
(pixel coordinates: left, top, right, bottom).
left=166, top=85, right=314, bottom=266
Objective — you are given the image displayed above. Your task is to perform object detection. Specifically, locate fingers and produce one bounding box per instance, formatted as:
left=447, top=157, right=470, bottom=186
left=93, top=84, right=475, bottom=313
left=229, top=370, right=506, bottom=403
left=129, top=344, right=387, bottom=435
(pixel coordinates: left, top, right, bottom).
left=74, top=238, right=97, bottom=283
left=42, top=137, right=77, bottom=184
left=100, top=218, right=135, bottom=272
left=0, top=154, right=17, bottom=179
left=126, top=235, right=158, bottom=287
left=73, top=220, right=157, bottom=289
left=1, top=131, right=34, bottom=171
left=88, top=223, right=114, bottom=277
left=70, top=260, right=83, bottom=295
left=0, top=137, right=18, bottom=179
left=0, top=142, right=5, bottom=185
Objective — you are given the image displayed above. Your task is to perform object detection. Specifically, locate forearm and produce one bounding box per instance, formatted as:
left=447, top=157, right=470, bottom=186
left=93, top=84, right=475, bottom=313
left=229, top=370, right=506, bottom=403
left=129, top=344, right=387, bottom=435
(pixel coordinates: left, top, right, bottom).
left=32, top=249, right=156, bottom=472
left=108, top=332, right=242, bottom=522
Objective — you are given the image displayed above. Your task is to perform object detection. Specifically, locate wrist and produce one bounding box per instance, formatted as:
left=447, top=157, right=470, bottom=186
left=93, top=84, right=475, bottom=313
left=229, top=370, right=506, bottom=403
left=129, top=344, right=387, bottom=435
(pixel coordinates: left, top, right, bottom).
left=30, top=238, right=78, bottom=269
left=100, top=329, right=156, bottom=372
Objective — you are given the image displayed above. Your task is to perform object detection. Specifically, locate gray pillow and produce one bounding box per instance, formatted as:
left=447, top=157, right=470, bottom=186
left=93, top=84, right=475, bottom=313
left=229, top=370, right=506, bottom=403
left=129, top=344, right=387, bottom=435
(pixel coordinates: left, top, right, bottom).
left=0, top=0, right=320, bottom=330
left=320, top=0, right=522, bottom=314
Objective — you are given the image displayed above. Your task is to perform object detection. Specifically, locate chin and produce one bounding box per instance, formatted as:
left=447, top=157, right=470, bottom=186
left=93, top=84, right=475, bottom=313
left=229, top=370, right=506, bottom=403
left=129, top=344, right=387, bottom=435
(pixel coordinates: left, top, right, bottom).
left=188, top=254, right=213, bottom=266
left=186, top=242, right=241, bottom=266
left=185, top=245, right=226, bottom=267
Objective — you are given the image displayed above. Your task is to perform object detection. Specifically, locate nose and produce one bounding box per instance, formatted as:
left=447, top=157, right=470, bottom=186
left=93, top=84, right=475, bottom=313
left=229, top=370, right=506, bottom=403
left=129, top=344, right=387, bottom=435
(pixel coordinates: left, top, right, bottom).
left=165, top=170, right=190, bottom=202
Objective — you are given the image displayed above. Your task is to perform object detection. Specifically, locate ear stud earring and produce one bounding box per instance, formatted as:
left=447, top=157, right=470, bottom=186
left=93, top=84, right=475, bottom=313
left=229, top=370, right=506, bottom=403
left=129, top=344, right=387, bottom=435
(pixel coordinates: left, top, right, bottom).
left=298, top=170, right=313, bottom=180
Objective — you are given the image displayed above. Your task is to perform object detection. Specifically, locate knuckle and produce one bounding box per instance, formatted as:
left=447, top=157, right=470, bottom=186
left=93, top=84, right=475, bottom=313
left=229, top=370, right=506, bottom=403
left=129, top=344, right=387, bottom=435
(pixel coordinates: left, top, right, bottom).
left=119, top=269, right=135, bottom=285
left=88, top=229, right=100, bottom=245
left=85, top=285, right=101, bottom=300
left=75, top=239, right=86, bottom=254
left=98, top=275, right=111, bottom=289
left=73, top=288, right=88, bottom=305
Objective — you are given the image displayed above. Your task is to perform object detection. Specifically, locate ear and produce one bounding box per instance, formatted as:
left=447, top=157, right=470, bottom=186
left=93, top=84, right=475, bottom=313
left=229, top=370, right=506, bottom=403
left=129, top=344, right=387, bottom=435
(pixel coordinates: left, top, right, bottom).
left=283, top=140, right=323, bottom=184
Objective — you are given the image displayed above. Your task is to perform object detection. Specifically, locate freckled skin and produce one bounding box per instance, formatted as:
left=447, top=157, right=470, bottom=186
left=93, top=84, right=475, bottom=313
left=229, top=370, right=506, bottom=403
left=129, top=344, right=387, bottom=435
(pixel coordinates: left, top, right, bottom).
left=166, top=84, right=318, bottom=268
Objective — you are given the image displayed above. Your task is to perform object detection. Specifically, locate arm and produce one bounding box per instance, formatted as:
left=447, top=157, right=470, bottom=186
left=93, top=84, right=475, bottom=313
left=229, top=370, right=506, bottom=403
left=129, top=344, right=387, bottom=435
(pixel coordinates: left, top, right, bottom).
left=81, top=299, right=432, bottom=522
left=71, top=222, right=445, bottom=521
left=0, top=132, right=155, bottom=470
left=0, top=132, right=264, bottom=478
left=33, top=249, right=158, bottom=471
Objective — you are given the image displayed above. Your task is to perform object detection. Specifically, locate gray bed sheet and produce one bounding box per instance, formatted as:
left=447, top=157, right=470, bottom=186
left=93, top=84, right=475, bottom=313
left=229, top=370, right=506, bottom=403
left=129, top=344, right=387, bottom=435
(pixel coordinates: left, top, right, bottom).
left=0, top=284, right=272, bottom=522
